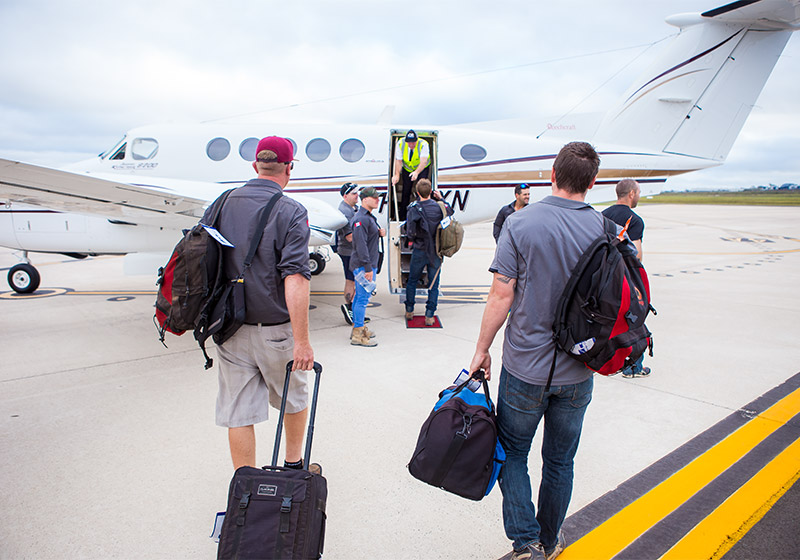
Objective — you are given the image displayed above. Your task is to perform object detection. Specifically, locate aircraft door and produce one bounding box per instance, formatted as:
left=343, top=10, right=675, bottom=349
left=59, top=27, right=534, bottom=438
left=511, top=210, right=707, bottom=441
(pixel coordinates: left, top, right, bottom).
left=386, top=130, right=438, bottom=297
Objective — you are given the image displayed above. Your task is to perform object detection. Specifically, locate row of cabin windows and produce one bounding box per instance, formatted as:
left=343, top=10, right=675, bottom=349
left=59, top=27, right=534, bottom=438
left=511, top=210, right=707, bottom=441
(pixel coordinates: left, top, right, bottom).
left=106, top=137, right=489, bottom=164
left=209, top=137, right=488, bottom=164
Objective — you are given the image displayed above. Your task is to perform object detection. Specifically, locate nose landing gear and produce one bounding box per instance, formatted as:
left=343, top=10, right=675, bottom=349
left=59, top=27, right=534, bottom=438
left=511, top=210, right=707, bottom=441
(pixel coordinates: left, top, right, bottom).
left=309, top=250, right=327, bottom=276
left=8, top=262, right=40, bottom=294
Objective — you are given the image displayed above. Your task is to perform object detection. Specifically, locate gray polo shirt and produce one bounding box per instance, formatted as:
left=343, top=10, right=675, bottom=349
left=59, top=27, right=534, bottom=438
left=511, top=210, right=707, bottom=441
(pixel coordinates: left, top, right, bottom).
left=336, top=200, right=357, bottom=256
left=203, top=179, right=311, bottom=325
left=491, top=195, right=617, bottom=386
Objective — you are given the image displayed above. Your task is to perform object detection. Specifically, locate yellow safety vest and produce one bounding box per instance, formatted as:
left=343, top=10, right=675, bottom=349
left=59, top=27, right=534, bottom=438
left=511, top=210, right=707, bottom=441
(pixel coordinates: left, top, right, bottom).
left=401, top=138, right=430, bottom=172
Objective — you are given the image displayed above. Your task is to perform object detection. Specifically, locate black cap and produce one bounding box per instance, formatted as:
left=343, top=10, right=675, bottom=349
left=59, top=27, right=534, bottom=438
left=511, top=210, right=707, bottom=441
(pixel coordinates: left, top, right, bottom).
left=405, top=130, right=418, bottom=142
left=340, top=182, right=358, bottom=196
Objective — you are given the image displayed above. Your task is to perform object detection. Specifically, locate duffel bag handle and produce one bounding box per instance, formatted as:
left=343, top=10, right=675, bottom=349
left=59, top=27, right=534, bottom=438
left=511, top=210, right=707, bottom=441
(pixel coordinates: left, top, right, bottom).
left=451, top=369, right=493, bottom=412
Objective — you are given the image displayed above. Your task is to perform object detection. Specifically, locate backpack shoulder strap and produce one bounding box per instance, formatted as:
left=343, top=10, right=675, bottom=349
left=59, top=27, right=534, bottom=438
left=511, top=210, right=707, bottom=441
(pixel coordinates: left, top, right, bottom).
left=603, top=216, right=617, bottom=237
left=242, top=192, right=283, bottom=271
left=203, top=188, right=235, bottom=227
left=436, top=200, right=449, bottom=224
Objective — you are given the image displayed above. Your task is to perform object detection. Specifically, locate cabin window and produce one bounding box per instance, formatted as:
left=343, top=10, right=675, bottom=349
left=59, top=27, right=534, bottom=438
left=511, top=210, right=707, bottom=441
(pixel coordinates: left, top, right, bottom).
left=287, top=138, right=298, bottom=157
left=131, top=138, right=159, bottom=160
left=460, top=144, right=487, bottom=162
left=207, top=137, right=231, bottom=161
left=340, top=138, right=365, bottom=163
left=306, top=138, right=331, bottom=162
left=239, top=137, right=259, bottom=161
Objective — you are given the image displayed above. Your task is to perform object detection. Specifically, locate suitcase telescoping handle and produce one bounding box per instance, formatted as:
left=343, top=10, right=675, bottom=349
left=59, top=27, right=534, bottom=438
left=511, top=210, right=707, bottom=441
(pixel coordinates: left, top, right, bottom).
left=271, top=361, right=323, bottom=468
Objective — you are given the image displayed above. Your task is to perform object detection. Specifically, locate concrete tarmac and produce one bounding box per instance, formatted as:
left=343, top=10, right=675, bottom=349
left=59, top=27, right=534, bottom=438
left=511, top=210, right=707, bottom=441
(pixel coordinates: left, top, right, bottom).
left=1, top=204, right=799, bottom=559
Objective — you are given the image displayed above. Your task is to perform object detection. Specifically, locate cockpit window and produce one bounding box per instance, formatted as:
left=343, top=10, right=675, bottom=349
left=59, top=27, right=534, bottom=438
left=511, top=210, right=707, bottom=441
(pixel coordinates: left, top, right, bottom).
left=103, top=137, right=127, bottom=160
left=101, top=137, right=125, bottom=159
left=109, top=144, right=127, bottom=160
left=131, top=138, right=159, bottom=160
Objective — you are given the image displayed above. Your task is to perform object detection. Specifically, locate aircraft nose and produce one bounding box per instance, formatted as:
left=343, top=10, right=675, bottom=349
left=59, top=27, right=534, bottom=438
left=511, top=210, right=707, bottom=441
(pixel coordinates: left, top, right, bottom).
left=316, top=206, right=347, bottom=230
left=289, top=193, right=347, bottom=231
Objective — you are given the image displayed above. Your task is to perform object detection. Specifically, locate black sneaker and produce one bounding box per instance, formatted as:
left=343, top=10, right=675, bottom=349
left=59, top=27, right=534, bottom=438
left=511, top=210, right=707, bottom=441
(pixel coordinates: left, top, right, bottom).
left=340, top=304, right=353, bottom=325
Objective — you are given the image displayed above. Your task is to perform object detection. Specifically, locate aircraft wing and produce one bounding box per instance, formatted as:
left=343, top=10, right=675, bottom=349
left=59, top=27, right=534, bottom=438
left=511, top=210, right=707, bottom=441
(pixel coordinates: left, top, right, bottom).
left=0, top=157, right=216, bottom=230
left=0, top=158, right=347, bottom=239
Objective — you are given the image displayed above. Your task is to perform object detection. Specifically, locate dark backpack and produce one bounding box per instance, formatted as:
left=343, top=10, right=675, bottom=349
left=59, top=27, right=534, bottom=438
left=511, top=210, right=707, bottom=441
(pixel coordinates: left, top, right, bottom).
left=154, top=189, right=234, bottom=367
left=548, top=217, right=656, bottom=389
left=154, top=190, right=282, bottom=369
left=435, top=201, right=464, bottom=258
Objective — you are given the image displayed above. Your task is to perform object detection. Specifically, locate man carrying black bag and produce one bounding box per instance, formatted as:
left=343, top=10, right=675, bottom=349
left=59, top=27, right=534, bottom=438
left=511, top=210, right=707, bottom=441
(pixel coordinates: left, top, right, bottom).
left=202, top=136, right=315, bottom=471
left=469, top=142, right=603, bottom=560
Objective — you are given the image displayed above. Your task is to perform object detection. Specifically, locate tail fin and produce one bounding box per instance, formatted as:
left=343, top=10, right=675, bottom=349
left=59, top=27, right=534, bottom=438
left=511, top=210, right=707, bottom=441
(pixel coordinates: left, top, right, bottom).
left=596, top=0, right=798, bottom=161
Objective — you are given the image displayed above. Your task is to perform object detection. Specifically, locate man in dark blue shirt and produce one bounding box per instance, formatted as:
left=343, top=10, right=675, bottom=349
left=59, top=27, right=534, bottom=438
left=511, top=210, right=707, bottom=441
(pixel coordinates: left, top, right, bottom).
left=404, top=179, right=453, bottom=325
left=493, top=184, right=530, bottom=242
left=603, top=178, right=649, bottom=378
left=206, top=136, right=314, bottom=472
left=349, top=187, right=385, bottom=346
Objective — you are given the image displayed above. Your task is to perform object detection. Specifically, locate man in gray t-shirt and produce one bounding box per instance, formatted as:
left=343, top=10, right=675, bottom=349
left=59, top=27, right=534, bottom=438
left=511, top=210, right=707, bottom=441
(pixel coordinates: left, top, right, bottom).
left=336, top=182, right=359, bottom=325
left=469, top=142, right=605, bottom=560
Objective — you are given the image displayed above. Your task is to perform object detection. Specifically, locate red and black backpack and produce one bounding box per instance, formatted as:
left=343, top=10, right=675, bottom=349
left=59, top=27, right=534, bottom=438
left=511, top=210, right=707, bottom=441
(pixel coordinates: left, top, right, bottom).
left=549, top=217, right=656, bottom=389
left=154, top=189, right=234, bottom=368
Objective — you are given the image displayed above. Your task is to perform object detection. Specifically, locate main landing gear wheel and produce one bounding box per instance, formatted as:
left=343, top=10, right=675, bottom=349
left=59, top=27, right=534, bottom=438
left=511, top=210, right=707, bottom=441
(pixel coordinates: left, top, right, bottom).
left=309, top=253, right=326, bottom=276
left=8, top=263, right=41, bottom=294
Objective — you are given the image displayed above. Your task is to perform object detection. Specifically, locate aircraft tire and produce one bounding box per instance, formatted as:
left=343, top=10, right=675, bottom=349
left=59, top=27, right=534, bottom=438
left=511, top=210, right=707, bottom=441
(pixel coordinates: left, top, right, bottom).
left=8, top=263, right=41, bottom=294
left=309, top=253, right=326, bottom=276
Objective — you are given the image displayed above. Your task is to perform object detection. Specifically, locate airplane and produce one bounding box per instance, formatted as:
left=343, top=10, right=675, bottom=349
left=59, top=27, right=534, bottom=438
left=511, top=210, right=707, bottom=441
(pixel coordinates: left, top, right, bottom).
left=1, top=0, right=798, bottom=295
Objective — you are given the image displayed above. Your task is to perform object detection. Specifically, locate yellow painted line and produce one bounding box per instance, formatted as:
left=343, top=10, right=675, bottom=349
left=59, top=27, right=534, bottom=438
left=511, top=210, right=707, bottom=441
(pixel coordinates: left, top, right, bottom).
left=661, top=437, right=800, bottom=560
left=560, top=387, right=800, bottom=560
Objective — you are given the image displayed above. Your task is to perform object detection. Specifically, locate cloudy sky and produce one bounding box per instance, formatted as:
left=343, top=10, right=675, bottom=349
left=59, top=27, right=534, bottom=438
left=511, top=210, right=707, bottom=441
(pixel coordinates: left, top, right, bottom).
left=1, top=0, right=798, bottom=190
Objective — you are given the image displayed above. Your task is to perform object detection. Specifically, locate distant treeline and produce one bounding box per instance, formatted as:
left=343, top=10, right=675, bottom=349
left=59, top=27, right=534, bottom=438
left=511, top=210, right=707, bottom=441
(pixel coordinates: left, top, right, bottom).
left=641, top=190, right=800, bottom=206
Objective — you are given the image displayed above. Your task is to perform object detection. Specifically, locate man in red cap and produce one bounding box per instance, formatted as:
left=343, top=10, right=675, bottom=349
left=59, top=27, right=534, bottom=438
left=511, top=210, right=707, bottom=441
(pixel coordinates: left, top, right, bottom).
left=202, top=136, right=316, bottom=471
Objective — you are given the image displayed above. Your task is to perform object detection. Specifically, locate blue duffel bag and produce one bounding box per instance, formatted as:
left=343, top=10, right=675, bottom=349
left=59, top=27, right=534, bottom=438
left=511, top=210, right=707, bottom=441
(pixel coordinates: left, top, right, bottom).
left=408, top=370, right=506, bottom=501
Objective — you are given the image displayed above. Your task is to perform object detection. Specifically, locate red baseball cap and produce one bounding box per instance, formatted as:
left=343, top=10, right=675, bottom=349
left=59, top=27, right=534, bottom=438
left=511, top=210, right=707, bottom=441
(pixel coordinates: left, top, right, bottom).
left=255, top=136, right=295, bottom=163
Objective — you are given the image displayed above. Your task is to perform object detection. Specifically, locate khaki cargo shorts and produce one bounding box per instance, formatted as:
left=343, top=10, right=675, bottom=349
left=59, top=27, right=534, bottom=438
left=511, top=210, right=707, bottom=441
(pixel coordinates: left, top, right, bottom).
left=215, top=323, right=309, bottom=428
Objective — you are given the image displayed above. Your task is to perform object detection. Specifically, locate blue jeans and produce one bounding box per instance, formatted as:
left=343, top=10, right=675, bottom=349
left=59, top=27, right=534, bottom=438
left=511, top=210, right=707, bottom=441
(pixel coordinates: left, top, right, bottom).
left=497, top=367, right=593, bottom=552
left=404, top=249, right=441, bottom=317
left=352, top=267, right=375, bottom=328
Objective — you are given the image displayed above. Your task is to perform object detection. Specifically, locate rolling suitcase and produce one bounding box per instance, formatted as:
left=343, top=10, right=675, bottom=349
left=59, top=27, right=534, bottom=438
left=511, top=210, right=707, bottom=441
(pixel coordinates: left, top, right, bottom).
left=217, top=361, right=326, bottom=560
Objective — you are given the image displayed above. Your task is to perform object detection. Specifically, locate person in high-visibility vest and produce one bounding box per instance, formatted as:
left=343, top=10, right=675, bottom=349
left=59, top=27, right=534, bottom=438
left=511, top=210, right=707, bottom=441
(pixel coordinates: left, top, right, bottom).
left=391, top=130, right=430, bottom=221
